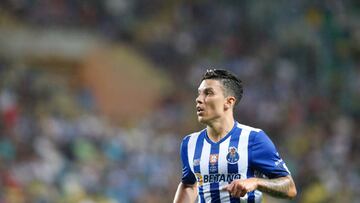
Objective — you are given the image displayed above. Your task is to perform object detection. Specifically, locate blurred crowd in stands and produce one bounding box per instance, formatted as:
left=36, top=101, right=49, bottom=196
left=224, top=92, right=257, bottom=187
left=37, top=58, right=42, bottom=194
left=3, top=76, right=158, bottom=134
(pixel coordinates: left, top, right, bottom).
left=0, top=0, right=359, bottom=203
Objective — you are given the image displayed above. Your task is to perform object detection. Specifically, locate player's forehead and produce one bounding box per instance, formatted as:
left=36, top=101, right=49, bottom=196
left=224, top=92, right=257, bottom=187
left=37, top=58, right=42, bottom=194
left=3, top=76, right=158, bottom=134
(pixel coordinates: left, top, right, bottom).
left=198, top=79, right=224, bottom=92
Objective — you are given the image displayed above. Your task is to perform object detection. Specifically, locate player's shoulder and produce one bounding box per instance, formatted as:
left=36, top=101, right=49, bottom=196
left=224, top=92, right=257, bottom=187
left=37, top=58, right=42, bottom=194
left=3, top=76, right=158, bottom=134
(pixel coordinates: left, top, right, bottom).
left=236, top=122, right=262, bottom=133
left=182, top=129, right=205, bottom=143
left=236, top=122, right=276, bottom=148
left=236, top=122, right=270, bottom=141
left=180, top=130, right=205, bottom=151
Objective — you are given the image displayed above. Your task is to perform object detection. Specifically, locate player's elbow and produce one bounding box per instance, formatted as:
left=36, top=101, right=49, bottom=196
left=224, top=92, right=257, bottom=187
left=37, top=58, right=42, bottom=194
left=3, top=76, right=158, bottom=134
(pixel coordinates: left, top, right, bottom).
left=286, top=177, right=297, bottom=199
left=287, top=185, right=297, bottom=199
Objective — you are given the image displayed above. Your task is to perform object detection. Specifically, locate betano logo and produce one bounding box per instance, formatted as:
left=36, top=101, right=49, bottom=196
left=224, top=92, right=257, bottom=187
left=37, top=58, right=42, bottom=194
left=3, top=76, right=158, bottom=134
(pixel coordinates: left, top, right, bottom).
left=195, top=173, right=241, bottom=185
left=195, top=173, right=203, bottom=186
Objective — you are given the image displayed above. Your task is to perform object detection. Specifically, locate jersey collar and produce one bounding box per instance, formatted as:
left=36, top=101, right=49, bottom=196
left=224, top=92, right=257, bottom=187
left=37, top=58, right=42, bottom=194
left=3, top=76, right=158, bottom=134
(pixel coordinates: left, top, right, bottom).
left=204, top=121, right=238, bottom=145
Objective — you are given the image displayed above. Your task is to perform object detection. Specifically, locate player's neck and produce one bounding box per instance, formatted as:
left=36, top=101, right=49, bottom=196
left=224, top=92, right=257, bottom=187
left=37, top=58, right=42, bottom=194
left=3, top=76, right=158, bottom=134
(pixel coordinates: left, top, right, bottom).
left=206, top=117, right=235, bottom=143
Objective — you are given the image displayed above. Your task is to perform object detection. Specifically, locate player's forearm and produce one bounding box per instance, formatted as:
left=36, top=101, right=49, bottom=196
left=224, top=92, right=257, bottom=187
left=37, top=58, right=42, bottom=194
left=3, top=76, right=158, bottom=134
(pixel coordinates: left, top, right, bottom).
left=256, top=175, right=297, bottom=199
left=173, top=182, right=197, bottom=203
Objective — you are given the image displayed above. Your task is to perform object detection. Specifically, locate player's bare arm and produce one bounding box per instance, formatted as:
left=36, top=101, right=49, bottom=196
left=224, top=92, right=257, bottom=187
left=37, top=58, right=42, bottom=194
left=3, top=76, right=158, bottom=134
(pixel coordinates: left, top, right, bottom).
left=173, top=182, right=197, bottom=203
left=256, top=175, right=296, bottom=199
left=223, top=175, right=297, bottom=199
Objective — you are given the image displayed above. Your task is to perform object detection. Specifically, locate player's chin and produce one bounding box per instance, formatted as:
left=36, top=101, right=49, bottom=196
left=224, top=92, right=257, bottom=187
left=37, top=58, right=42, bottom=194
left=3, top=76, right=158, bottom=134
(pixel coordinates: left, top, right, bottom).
left=197, top=116, right=208, bottom=124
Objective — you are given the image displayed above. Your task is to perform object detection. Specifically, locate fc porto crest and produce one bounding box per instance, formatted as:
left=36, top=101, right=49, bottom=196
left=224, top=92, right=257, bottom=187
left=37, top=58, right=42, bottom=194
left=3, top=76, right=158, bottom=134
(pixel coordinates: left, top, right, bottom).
left=226, top=147, right=239, bottom=164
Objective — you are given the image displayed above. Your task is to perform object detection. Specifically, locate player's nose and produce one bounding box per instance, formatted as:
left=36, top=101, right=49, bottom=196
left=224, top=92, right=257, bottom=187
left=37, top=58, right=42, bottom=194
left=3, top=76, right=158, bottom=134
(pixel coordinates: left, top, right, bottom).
left=196, top=94, right=203, bottom=104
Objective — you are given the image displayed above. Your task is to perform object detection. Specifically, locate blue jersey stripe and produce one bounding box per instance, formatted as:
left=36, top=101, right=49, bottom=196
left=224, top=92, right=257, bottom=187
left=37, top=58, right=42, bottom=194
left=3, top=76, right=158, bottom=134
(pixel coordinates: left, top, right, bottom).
left=228, top=128, right=241, bottom=174
left=194, top=131, right=206, bottom=203
left=181, top=135, right=190, bottom=167
left=228, top=128, right=241, bottom=203
left=181, top=136, right=197, bottom=184
left=199, top=187, right=205, bottom=203
left=209, top=142, right=220, bottom=202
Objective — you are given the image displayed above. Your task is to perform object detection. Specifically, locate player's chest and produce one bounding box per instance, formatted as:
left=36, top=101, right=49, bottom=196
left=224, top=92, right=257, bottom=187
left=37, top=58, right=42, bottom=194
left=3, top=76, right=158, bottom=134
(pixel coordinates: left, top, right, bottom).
left=189, top=142, right=248, bottom=175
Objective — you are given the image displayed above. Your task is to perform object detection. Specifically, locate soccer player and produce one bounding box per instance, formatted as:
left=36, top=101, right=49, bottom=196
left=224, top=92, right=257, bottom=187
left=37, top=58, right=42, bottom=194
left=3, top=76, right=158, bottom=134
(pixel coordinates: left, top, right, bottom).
left=173, top=69, right=297, bottom=203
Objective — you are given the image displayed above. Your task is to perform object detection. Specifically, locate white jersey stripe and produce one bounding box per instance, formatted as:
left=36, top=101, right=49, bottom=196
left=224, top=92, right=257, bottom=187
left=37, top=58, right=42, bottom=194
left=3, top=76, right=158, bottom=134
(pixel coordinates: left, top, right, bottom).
left=218, top=137, right=231, bottom=202
left=237, top=129, right=250, bottom=179
left=237, top=123, right=261, bottom=132
left=254, top=190, right=262, bottom=203
left=237, top=128, right=251, bottom=203
left=187, top=132, right=201, bottom=173
left=201, top=141, right=212, bottom=202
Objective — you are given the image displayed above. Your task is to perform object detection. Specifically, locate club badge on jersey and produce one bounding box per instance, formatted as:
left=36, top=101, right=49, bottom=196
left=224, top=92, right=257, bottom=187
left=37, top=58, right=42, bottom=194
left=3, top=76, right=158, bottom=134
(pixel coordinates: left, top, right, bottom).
left=226, top=146, right=239, bottom=164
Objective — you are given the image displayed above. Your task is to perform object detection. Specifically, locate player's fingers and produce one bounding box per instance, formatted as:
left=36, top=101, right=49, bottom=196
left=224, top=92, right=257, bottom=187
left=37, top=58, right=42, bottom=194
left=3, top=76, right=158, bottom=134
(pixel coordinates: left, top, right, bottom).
left=230, top=189, right=237, bottom=197
left=235, top=182, right=244, bottom=191
left=233, top=189, right=242, bottom=198
left=225, top=183, right=234, bottom=192
left=229, top=182, right=245, bottom=197
left=226, top=183, right=236, bottom=197
left=221, top=184, right=228, bottom=191
left=240, top=189, right=247, bottom=197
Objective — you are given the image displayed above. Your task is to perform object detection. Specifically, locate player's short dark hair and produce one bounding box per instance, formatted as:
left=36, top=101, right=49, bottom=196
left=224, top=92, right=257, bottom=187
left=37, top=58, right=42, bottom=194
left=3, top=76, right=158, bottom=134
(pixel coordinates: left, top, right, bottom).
left=201, top=69, right=243, bottom=105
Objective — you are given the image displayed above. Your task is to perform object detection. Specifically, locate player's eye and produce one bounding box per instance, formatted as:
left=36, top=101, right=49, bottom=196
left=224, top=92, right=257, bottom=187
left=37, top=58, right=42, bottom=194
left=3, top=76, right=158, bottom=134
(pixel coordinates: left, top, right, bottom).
left=205, top=90, right=213, bottom=95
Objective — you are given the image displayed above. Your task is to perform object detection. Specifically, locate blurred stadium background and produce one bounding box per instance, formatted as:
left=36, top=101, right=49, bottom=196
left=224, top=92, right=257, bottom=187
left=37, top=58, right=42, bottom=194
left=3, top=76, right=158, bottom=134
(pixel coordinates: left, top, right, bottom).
left=0, top=1, right=359, bottom=203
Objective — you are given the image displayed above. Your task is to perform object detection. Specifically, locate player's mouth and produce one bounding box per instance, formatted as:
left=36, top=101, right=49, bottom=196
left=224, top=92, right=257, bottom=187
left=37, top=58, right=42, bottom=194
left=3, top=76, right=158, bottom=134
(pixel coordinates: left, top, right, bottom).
left=197, top=106, right=205, bottom=115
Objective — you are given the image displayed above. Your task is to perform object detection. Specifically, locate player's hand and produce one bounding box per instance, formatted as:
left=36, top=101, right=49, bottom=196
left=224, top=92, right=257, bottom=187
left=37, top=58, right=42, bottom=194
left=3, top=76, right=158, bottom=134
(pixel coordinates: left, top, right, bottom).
left=222, top=178, right=258, bottom=198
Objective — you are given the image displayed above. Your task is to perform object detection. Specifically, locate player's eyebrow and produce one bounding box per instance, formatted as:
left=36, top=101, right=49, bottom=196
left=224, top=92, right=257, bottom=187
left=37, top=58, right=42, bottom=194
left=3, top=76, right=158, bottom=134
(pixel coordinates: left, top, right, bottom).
left=198, top=87, right=214, bottom=93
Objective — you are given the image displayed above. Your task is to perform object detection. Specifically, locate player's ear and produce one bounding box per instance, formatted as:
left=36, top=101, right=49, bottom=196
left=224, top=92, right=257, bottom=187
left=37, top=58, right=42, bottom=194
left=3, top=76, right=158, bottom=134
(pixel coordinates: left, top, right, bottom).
left=224, top=96, right=236, bottom=110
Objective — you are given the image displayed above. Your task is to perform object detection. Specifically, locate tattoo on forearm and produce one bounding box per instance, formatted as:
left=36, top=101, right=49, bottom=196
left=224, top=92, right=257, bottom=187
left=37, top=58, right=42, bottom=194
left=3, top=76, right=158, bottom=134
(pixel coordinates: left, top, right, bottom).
left=257, top=177, right=292, bottom=198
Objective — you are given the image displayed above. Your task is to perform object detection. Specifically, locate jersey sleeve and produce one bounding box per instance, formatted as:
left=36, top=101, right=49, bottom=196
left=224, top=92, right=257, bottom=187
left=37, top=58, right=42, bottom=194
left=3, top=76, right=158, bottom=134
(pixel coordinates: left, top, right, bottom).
left=248, top=130, right=291, bottom=179
left=180, top=135, right=197, bottom=185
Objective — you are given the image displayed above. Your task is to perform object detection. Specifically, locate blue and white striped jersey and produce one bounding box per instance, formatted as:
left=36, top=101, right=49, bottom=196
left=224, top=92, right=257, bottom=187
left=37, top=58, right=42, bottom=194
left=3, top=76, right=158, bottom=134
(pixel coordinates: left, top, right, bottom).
left=180, top=121, right=290, bottom=203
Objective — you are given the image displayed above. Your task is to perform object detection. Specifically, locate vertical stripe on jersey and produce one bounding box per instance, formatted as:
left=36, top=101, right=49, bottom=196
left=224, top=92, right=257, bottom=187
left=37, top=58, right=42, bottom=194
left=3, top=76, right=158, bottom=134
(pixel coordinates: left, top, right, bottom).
left=209, top=142, right=220, bottom=202
left=237, top=127, right=251, bottom=203
left=187, top=133, right=199, bottom=173
left=237, top=128, right=250, bottom=182
left=218, top=137, right=231, bottom=202
left=193, top=131, right=206, bottom=203
left=228, top=128, right=241, bottom=203
left=181, top=135, right=196, bottom=184
left=247, top=131, right=262, bottom=203
left=228, top=128, right=241, bottom=174
left=200, top=140, right=211, bottom=202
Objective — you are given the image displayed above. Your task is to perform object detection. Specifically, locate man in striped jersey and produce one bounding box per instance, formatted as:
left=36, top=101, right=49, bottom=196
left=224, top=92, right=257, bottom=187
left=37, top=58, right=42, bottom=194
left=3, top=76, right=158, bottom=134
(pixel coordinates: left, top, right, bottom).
left=173, top=69, right=297, bottom=203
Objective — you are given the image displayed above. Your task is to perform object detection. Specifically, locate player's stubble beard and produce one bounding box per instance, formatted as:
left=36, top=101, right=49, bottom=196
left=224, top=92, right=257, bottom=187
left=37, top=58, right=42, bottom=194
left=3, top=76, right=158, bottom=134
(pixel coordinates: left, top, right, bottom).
left=197, top=110, right=223, bottom=126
